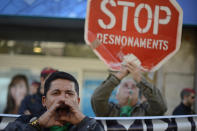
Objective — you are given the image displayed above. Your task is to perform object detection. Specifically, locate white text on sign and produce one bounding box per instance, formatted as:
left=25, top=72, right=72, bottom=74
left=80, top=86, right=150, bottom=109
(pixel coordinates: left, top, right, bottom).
left=97, top=33, right=168, bottom=51
left=98, top=0, right=171, bottom=35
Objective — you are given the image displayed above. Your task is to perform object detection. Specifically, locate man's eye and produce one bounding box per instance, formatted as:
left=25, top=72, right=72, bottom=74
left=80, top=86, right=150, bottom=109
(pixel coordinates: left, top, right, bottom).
left=52, top=92, right=59, bottom=95
left=67, top=92, right=74, bottom=95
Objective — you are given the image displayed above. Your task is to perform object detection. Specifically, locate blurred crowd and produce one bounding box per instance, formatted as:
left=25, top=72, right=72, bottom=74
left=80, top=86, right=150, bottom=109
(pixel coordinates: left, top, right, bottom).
left=2, top=61, right=196, bottom=130
left=2, top=63, right=196, bottom=117
left=3, top=67, right=57, bottom=115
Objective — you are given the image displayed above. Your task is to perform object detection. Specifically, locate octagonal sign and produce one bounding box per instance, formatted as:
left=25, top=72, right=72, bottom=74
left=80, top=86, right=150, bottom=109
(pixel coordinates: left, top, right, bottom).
left=85, top=0, right=183, bottom=71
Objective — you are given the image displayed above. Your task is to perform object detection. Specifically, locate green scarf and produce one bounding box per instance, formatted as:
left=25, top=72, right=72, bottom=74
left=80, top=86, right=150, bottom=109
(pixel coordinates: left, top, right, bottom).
left=120, top=90, right=133, bottom=117
left=120, top=105, right=133, bottom=117
left=50, top=123, right=70, bottom=131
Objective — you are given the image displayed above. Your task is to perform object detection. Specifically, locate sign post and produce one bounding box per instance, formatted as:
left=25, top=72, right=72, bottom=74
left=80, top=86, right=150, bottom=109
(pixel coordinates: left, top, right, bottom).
left=85, top=0, right=183, bottom=72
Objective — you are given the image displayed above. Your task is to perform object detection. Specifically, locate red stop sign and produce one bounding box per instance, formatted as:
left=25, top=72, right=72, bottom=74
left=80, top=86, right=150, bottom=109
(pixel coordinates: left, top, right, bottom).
left=85, top=0, right=183, bottom=71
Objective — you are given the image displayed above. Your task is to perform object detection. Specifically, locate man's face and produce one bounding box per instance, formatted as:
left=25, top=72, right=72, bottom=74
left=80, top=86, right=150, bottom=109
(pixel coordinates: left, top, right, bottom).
left=185, top=93, right=195, bottom=107
left=42, top=79, right=79, bottom=111
left=116, top=80, right=139, bottom=107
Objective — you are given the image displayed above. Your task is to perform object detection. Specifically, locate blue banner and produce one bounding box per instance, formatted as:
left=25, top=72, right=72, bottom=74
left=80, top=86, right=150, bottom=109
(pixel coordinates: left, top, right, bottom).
left=0, top=0, right=196, bottom=25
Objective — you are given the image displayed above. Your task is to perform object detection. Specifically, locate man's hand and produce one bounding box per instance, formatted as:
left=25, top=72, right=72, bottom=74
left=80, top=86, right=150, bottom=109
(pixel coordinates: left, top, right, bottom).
left=38, top=98, right=85, bottom=128
left=125, top=61, right=142, bottom=83
left=114, top=61, right=142, bottom=82
left=57, top=99, right=85, bottom=125
left=114, top=65, right=129, bottom=80
left=38, top=99, right=64, bottom=127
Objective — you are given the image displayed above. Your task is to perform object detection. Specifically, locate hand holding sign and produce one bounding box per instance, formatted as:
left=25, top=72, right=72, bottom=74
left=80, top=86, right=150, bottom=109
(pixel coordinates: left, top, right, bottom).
left=114, top=60, right=142, bottom=83
left=122, top=54, right=141, bottom=68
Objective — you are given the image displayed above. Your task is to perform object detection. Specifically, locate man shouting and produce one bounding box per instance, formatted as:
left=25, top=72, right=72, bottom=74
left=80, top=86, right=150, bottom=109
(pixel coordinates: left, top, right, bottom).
left=5, top=71, right=103, bottom=131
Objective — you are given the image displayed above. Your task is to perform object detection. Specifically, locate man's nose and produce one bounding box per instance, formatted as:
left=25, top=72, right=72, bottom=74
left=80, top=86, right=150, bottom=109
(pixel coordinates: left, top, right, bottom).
left=58, top=93, right=69, bottom=100
left=127, top=88, right=133, bottom=93
left=62, top=93, right=70, bottom=98
left=129, top=89, right=133, bottom=95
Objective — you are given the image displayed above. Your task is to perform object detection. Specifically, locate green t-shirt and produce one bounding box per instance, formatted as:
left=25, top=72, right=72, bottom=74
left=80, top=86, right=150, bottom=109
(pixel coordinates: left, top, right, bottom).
left=50, top=123, right=70, bottom=131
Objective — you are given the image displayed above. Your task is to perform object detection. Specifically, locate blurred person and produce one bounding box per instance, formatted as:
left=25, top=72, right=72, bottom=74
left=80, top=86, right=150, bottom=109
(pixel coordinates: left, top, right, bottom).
left=18, top=67, right=57, bottom=115
left=172, top=88, right=195, bottom=115
left=29, top=81, right=40, bottom=95
left=91, top=61, right=167, bottom=117
left=4, top=74, right=29, bottom=114
left=4, top=71, right=104, bottom=131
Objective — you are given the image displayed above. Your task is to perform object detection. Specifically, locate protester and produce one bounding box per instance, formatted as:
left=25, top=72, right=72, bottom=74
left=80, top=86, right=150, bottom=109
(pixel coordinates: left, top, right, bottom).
left=29, top=81, right=40, bottom=95
left=91, top=61, right=167, bottom=117
left=4, top=71, right=104, bottom=131
left=18, top=67, right=57, bottom=115
left=4, top=74, right=29, bottom=114
left=172, top=88, right=195, bottom=115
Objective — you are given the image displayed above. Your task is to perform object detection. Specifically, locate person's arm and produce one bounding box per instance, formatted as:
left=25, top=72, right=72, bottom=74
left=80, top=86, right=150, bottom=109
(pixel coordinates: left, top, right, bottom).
left=91, top=74, right=121, bottom=116
left=37, top=98, right=103, bottom=130
left=137, top=77, right=167, bottom=116
left=4, top=115, right=37, bottom=131
left=4, top=121, right=37, bottom=131
left=91, top=61, right=140, bottom=116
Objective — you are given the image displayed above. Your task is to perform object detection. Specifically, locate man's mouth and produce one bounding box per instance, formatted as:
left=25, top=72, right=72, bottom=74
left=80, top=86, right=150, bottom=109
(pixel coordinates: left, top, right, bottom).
left=56, top=105, right=70, bottom=115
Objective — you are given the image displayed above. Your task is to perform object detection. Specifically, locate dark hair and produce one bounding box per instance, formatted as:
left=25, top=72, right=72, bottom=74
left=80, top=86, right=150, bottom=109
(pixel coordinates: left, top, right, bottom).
left=4, top=74, right=29, bottom=114
left=44, top=71, right=79, bottom=96
left=180, top=88, right=195, bottom=100
left=31, top=81, right=40, bottom=86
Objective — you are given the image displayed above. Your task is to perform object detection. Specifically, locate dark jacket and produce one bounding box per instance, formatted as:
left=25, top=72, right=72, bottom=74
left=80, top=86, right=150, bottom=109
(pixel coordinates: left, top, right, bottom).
left=172, top=102, right=195, bottom=115
left=18, top=90, right=44, bottom=115
left=4, top=115, right=104, bottom=131
left=91, top=74, right=167, bottom=117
